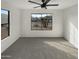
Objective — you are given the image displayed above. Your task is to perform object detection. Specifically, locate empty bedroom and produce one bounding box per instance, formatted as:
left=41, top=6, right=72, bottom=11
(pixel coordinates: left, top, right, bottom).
left=1, top=0, right=78, bottom=59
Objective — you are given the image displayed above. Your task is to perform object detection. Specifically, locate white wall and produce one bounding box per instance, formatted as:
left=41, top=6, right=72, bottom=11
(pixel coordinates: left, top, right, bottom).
left=1, top=1, right=21, bottom=53
left=63, top=5, right=78, bottom=48
left=21, top=9, right=64, bottom=37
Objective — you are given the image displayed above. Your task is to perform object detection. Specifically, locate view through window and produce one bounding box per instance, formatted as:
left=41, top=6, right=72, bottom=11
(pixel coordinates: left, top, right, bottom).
left=1, top=9, right=10, bottom=40
left=31, top=13, right=52, bottom=30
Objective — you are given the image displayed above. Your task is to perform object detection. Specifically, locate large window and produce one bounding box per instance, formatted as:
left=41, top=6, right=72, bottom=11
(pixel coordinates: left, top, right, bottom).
left=1, top=9, right=10, bottom=40
left=31, top=13, right=52, bottom=30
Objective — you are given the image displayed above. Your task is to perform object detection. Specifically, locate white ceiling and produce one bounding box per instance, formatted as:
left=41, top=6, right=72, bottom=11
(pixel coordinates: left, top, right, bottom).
left=2, top=0, right=78, bottom=9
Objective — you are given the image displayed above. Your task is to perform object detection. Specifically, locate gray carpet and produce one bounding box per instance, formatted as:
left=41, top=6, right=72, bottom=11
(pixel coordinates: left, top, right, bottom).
left=1, top=37, right=78, bottom=59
